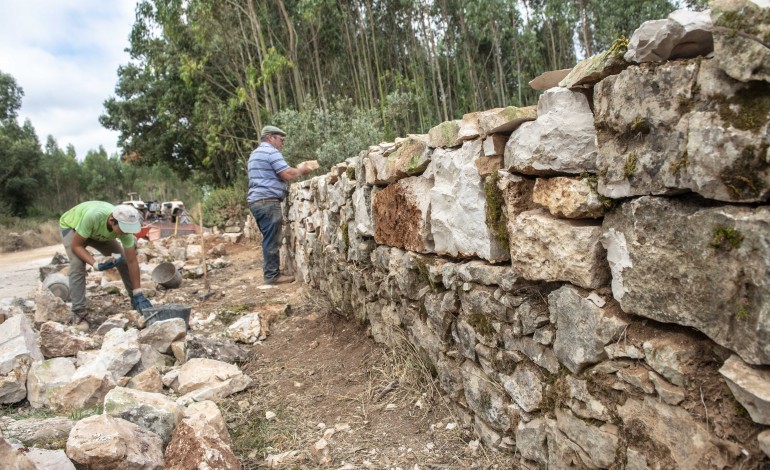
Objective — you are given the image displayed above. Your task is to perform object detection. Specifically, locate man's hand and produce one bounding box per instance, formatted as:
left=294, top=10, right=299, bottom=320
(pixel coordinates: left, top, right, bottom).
left=131, top=291, right=153, bottom=314
left=96, top=256, right=125, bottom=271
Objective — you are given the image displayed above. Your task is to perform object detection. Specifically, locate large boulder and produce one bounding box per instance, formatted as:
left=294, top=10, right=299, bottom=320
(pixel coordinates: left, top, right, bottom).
left=66, top=414, right=164, bottom=469
left=602, top=196, right=770, bottom=365
left=595, top=59, right=770, bottom=203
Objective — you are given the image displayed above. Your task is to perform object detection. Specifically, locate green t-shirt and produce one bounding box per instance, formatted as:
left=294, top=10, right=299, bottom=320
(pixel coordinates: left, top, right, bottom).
left=59, top=201, right=135, bottom=249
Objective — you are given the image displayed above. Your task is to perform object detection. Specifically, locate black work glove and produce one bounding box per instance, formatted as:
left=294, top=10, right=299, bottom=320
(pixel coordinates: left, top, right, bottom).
left=131, top=292, right=153, bottom=314
left=96, top=256, right=125, bottom=271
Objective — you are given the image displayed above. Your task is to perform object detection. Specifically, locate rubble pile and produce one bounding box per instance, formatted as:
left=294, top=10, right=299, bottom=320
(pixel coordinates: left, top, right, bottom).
left=0, top=233, right=267, bottom=469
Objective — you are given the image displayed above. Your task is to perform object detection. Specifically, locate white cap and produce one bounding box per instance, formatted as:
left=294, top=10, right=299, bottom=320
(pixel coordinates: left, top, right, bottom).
left=112, top=205, right=143, bottom=234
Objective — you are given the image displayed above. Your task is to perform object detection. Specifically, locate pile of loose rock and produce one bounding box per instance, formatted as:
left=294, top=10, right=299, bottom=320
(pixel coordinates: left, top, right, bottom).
left=0, top=233, right=270, bottom=469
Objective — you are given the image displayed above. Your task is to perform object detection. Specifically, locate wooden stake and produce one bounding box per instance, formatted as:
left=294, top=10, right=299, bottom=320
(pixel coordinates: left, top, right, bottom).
left=198, top=205, right=210, bottom=292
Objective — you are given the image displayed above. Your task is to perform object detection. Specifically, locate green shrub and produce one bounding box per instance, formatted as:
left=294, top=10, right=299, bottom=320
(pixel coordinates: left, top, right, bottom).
left=203, top=183, right=248, bottom=229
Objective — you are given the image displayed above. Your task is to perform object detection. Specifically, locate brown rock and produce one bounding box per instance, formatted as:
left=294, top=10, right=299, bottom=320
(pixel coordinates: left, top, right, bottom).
left=165, top=421, right=241, bottom=470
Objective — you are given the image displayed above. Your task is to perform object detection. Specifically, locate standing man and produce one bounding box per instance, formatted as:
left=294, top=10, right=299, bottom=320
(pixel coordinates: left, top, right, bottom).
left=247, top=125, right=315, bottom=284
left=60, top=201, right=152, bottom=330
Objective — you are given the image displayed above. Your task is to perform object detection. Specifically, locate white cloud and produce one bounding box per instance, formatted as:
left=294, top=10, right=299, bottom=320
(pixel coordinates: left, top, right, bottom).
left=0, top=0, right=137, bottom=158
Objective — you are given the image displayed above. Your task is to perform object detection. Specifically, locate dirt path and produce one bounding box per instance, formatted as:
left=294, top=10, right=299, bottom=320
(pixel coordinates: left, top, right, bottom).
left=0, top=244, right=63, bottom=300
left=152, top=242, right=509, bottom=468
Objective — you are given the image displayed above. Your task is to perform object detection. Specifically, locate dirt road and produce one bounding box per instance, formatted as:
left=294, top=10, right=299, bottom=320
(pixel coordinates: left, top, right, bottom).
left=0, top=244, right=63, bottom=300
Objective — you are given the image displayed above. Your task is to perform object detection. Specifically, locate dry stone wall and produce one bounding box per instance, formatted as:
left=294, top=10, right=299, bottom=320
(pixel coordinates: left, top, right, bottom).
left=283, top=3, right=770, bottom=468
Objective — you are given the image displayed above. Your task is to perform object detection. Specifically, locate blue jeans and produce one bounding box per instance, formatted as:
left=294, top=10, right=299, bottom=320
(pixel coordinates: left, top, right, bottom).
left=249, top=201, right=283, bottom=281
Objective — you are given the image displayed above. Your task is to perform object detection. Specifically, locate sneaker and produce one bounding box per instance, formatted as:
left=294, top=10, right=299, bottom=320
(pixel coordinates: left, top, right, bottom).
left=266, top=274, right=295, bottom=285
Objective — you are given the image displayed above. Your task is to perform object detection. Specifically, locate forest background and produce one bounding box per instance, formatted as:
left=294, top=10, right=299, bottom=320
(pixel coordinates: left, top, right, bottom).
left=0, top=0, right=707, bottom=242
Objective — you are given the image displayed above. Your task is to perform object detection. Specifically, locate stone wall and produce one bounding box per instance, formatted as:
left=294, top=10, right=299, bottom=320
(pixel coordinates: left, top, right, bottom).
left=283, top=3, right=770, bottom=468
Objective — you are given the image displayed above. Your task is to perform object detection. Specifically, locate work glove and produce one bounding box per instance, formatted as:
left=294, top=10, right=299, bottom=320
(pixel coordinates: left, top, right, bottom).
left=96, top=256, right=125, bottom=271
left=131, top=291, right=153, bottom=314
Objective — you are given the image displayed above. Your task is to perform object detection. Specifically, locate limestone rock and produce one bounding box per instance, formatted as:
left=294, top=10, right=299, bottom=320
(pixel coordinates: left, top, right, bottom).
left=0, top=437, right=40, bottom=470
left=227, top=312, right=262, bottom=344
left=138, top=318, right=187, bottom=354
left=26, top=357, right=76, bottom=409
left=719, top=354, right=770, bottom=424
left=550, top=285, right=628, bottom=373
left=127, top=366, right=163, bottom=393
left=533, top=176, right=607, bottom=219
left=0, top=314, right=43, bottom=403
left=555, top=408, right=619, bottom=468
left=165, top=420, right=241, bottom=470
left=430, top=140, right=509, bottom=262
left=40, top=321, right=98, bottom=358
left=516, top=418, right=548, bottom=465
left=458, top=111, right=480, bottom=141
left=482, top=134, right=508, bottom=158
left=625, top=9, right=713, bottom=63
left=174, top=358, right=253, bottom=405
left=617, top=396, right=738, bottom=469
left=352, top=186, right=374, bottom=237
left=509, top=209, right=610, bottom=289
left=500, top=361, right=543, bottom=412
left=565, top=376, right=611, bottom=421
left=104, top=386, right=184, bottom=445
left=65, top=414, right=164, bottom=469
left=185, top=400, right=231, bottom=445
left=428, top=120, right=462, bottom=148
left=185, top=335, right=250, bottom=364
left=477, top=105, right=537, bottom=135
left=602, top=196, right=770, bottom=365
left=595, top=59, right=770, bottom=202
left=712, top=0, right=770, bottom=83
left=460, top=361, right=511, bottom=432
left=506, top=88, right=598, bottom=175
left=643, top=335, right=700, bottom=387
left=0, top=416, right=74, bottom=446
left=560, top=37, right=630, bottom=87
left=34, top=289, right=71, bottom=325
left=373, top=176, right=434, bottom=253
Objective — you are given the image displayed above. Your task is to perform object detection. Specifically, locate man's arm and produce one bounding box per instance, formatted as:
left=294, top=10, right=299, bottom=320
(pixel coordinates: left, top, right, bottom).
left=123, top=247, right=142, bottom=291
left=70, top=232, right=99, bottom=267
left=277, top=161, right=314, bottom=181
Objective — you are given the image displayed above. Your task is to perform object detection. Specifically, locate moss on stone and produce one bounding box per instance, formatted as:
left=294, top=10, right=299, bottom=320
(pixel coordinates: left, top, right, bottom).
left=669, top=151, right=689, bottom=175
left=346, top=166, right=356, bottom=180
left=710, top=225, right=744, bottom=250
left=736, top=305, right=750, bottom=321
left=484, top=171, right=509, bottom=252
left=719, top=143, right=769, bottom=199
left=340, top=222, right=350, bottom=250
left=582, top=173, right=615, bottom=209
left=714, top=6, right=770, bottom=44
left=715, top=81, right=770, bottom=134
left=630, top=117, right=651, bottom=136
left=467, top=313, right=495, bottom=339
left=624, top=153, right=638, bottom=178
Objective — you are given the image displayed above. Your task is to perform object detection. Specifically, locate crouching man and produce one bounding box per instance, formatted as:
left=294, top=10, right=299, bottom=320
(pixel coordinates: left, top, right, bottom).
left=59, top=201, right=152, bottom=331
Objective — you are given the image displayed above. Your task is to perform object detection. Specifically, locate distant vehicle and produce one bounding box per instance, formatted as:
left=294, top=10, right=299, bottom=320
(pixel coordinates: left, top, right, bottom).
left=122, top=192, right=148, bottom=215
left=161, top=200, right=191, bottom=224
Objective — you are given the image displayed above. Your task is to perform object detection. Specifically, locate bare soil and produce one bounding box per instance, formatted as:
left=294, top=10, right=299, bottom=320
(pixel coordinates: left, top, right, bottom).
left=113, top=241, right=508, bottom=468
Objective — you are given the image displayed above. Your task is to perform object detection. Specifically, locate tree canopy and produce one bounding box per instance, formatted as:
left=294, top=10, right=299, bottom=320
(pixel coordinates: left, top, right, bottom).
left=101, top=0, right=689, bottom=187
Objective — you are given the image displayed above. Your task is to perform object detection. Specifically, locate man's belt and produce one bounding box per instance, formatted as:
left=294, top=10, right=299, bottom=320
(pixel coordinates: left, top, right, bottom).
left=250, top=198, right=282, bottom=203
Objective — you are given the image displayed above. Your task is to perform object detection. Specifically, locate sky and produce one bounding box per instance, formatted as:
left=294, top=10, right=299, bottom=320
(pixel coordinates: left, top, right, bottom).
left=0, top=0, right=137, bottom=159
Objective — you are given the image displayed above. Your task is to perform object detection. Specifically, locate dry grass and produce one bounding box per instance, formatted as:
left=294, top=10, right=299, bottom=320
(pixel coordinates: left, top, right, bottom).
left=0, top=219, right=61, bottom=253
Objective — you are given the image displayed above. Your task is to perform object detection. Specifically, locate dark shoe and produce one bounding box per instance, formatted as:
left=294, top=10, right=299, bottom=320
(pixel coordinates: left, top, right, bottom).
left=266, top=274, right=295, bottom=285
left=71, top=311, right=90, bottom=333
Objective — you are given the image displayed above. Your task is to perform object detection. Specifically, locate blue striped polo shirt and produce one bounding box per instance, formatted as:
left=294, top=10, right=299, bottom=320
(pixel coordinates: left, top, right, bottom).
left=247, top=142, right=291, bottom=203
